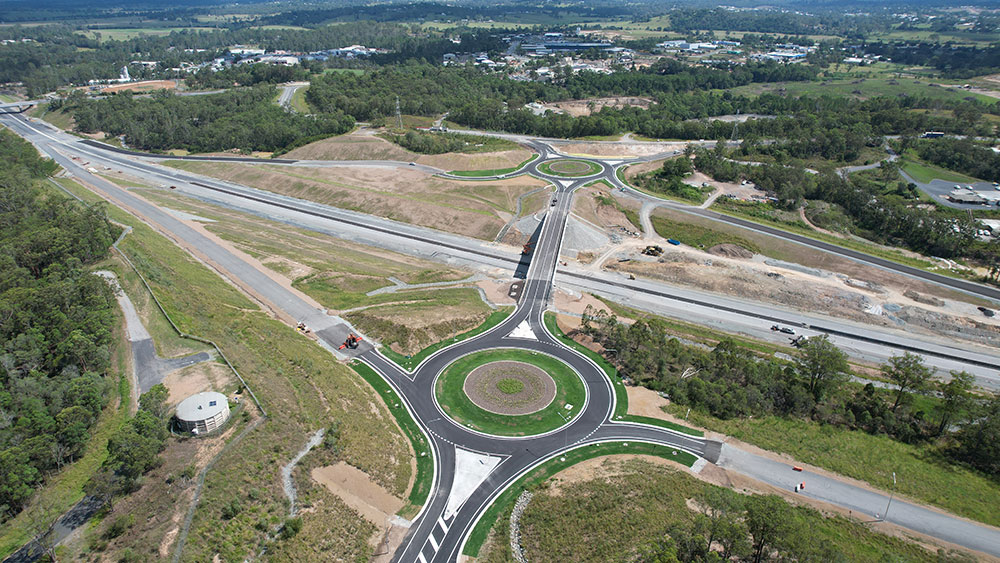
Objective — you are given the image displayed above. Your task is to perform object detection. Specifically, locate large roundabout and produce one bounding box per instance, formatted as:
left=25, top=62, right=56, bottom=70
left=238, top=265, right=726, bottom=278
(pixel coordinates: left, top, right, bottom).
left=536, top=158, right=603, bottom=178
left=435, top=349, right=586, bottom=437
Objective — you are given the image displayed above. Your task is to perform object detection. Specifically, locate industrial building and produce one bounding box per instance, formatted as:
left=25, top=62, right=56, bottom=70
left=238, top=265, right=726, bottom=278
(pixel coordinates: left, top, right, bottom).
left=175, top=391, right=230, bottom=434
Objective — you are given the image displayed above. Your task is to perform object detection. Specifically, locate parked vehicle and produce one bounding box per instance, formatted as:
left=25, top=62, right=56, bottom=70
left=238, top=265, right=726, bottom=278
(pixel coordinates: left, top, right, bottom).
left=666, top=238, right=681, bottom=246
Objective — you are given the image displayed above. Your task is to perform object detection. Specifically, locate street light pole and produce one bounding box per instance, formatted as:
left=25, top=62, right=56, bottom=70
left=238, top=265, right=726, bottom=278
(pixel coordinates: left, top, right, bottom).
left=882, top=472, right=896, bottom=522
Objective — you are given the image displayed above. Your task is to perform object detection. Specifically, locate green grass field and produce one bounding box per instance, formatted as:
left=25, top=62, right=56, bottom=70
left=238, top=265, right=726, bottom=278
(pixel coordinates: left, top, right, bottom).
left=649, top=213, right=761, bottom=253
left=289, top=86, right=311, bottom=113
left=673, top=408, right=1000, bottom=528
left=435, top=349, right=585, bottom=436
left=78, top=27, right=217, bottom=41
left=900, top=158, right=983, bottom=185
left=726, top=78, right=996, bottom=105
left=537, top=159, right=603, bottom=178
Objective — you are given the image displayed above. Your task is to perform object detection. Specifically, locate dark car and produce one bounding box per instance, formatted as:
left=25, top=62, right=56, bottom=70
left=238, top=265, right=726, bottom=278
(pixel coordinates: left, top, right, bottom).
left=978, top=306, right=996, bottom=318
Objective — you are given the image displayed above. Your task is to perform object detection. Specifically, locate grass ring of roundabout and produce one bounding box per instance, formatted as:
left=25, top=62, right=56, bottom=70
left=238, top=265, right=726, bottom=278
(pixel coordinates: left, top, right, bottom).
left=537, top=159, right=603, bottom=178
left=436, top=349, right=586, bottom=437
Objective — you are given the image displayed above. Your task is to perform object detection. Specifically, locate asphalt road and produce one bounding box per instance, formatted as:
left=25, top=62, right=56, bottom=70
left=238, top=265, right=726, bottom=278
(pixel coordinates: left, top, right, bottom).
left=5, top=112, right=1000, bottom=561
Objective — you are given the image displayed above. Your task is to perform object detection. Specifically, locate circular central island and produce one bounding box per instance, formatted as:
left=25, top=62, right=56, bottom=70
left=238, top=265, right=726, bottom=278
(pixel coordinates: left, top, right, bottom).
left=435, top=349, right=585, bottom=437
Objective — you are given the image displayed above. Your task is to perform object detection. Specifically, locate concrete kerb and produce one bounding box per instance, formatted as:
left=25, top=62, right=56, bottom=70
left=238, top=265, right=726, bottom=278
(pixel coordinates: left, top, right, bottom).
left=357, top=357, right=441, bottom=538
left=429, top=347, right=590, bottom=441
left=452, top=437, right=707, bottom=561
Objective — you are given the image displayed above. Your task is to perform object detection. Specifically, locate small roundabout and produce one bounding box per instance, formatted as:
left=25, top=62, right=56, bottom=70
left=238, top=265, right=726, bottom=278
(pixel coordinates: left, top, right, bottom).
left=435, top=349, right=586, bottom=437
left=536, top=158, right=603, bottom=178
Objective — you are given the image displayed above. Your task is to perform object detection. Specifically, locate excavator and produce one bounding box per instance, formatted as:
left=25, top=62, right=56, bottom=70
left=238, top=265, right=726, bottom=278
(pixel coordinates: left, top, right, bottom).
left=339, top=333, right=363, bottom=350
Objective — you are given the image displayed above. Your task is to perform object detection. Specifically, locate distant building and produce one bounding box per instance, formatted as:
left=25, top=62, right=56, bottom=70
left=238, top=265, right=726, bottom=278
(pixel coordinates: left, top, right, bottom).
left=948, top=188, right=987, bottom=204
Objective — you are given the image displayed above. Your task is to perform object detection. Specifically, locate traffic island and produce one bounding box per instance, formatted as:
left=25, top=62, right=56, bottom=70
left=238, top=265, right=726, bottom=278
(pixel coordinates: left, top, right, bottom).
left=436, top=349, right=585, bottom=436
left=537, top=159, right=603, bottom=178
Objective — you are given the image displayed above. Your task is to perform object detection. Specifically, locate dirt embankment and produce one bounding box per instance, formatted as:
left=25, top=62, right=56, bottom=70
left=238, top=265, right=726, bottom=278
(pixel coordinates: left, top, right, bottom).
left=285, top=132, right=533, bottom=171
left=167, top=160, right=547, bottom=241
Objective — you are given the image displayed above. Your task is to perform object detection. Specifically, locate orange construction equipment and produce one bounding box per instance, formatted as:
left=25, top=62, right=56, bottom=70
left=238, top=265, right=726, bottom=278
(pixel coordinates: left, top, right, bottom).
left=339, top=333, right=363, bottom=350
left=522, top=242, right=533, bottom=255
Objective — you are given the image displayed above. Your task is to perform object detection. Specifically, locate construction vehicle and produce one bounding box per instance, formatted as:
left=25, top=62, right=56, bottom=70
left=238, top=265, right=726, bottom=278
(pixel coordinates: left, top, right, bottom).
left=522, top=242, right=533, bottom=255
left=339, top=333, right=363, bottom=350
left=296, top=321, right=310, bottom=334
left=642, top=245, right=663, bottom=257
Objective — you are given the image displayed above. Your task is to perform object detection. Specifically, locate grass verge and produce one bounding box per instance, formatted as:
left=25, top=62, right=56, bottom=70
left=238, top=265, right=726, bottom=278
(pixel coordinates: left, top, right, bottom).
left=463, top=441, right=696, bottom=557
left=448, top=153, right=539, bottom=177
left=348, top=361, right=433, bottom=520
left=380, top=307, right=514, bottom=371
left=649, top=213, right=761, bottom=253
left=671, top=407, right=1000, bottom=528
left=436, top=349, right=585, bottom=437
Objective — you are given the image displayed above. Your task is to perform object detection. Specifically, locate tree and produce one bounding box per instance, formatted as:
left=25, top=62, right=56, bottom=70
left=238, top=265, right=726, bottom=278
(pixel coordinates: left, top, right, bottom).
left=882, top=353, right=933, bottom=413
left=794, top=335, right=849, bottom=403
left=745, top=495, right=791, bottom=563
left=935, top=371, right=974, bottom=436
left=953, top=393, right=1000, bottom=475
left=139, top=383, right=170, bottom=420
left=700, top=487, right=749, bottom=560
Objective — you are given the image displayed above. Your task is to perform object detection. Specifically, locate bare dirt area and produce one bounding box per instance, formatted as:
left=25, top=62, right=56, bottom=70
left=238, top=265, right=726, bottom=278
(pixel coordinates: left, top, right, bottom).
left=162, top=362, right=234, bottom=407
left=604, top=229, right=1000, bottom=348
left=552, top=288, right=611, bottom=321
left=284, top=132, right=534, bottom=171
left=540, top=96, right=652, bottom=117
left=557, top=141, right=684, bottom=158
left=100, top=79, right=178, bottom=94
left=166, top=160, right=548, bottom=240
left=571, top=186, right=640, bottom=232
left=625, top=158, right=670, bottom=178
left=477, top=278, right=518, bottom=307
left=311, top=462, right=404, bottom=532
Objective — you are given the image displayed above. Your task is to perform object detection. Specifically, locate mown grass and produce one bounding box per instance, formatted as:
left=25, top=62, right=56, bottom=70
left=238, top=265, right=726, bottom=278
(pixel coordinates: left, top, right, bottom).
left=725, top=77, right=996, bottom=105
left=649, top=213, right=761, bottom=253
left=542, top=313, right=703, bottom=437
left=28, top=102, right=74, bottom=130
left=436, top=349, right=585, bottom=437
left=348, top=361, right=433, bottom=519
left=381, top=307, right=513, bottom=371
left=900, top=157, right=983, bottom=185
left=478, top=457, right=945, bottom=563
left=670, top=407, right=1000, bottom=528
left=449, top=153, right=539, bottom=177
left=537, top=159, right=603, bottom=178
left=464, top=442, right=697, bottom=557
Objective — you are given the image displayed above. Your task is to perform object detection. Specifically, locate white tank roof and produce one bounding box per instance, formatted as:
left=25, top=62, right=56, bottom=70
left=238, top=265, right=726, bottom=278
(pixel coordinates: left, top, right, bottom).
left=176, top=391, right=228, bottom=422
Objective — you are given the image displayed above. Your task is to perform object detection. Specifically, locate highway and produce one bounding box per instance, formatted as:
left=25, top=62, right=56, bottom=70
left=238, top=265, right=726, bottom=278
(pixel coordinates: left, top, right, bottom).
left=4, top=111, right=1000, bottom=560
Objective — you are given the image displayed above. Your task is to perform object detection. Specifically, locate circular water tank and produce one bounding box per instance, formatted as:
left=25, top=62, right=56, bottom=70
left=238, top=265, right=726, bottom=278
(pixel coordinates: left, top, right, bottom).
left=176, top=391, right=230, bottom=434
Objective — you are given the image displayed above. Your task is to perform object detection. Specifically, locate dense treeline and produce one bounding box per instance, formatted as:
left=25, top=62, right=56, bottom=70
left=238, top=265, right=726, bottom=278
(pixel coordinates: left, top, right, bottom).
left=864, top=42, right=1000, bottom=79
left=185, top=63, right=311, bottom=90
left=0, top=128, right=120, bottom=519
left=381, top=131, right=514, bottom=155
left=86, top=384, right=170, bottom=508
left=69, top=87, right=354, bottom=153
left=665, top=7, right=889, bottom=38
left=580, top=308, right=1000, bottom=476
left=306, top=61, right=819, bottom=125
left=693, top=150, right=995, bottom=262
left=915, top=138, right=1000, bottom=183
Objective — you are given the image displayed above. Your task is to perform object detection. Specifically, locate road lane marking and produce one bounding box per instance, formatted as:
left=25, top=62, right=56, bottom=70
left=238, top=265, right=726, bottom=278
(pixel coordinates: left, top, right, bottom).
left=428, top=532, right=439, bottom=550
